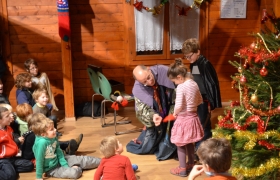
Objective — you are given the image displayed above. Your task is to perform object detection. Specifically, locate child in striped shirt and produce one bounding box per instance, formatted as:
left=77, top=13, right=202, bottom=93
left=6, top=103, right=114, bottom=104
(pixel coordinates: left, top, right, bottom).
left=167, top=58, right=204, bottom=177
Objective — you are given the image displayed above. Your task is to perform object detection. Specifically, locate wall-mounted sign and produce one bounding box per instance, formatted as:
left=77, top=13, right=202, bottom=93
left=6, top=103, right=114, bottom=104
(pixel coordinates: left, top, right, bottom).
left=220, top=0, right=247, bottom=18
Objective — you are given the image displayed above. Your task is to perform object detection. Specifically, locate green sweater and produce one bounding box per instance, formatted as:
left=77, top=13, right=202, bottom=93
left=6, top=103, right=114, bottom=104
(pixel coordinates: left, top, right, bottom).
left=16, top=117, right=28, bottom=136
left=33, top=136, right=68, bottom=178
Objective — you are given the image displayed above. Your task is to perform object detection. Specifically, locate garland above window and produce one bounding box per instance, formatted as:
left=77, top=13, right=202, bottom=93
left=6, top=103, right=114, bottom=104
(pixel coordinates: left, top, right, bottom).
left=133, top=0, right=207, bottom=16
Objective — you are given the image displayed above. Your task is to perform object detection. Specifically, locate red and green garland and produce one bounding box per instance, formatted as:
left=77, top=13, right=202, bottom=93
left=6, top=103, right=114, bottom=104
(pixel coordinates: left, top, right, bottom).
left=133, top=0, right=206, bottom=16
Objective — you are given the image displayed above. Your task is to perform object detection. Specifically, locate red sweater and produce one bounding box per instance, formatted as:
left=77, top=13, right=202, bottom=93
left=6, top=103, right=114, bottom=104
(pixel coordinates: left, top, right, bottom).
left=0, top=126, right=18, bottom=158
left=94, top=154, right=136, bottom=180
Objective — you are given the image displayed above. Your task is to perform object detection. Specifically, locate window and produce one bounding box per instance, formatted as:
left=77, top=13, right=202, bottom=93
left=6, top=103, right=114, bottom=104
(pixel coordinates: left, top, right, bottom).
left=125, top=0, right=206, bottom=64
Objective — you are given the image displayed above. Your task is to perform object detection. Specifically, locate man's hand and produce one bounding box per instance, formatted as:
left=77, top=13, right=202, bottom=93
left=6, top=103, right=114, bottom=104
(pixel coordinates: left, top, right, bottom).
left=188, top=165, right=204, bottom=180
left=153, top=114, right=162, bottom=126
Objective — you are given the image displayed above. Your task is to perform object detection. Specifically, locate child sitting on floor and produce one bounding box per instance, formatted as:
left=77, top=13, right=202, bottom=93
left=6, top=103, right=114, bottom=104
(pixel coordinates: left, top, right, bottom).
left=0, top=107, right=34, bottom=180
left=32, top=115, right=100, bottom=179
left=15, top=73, right=35, bottom=107
left=32, top=88, right=62, bottom=136
left=22, top=113, right=83, bottom=162
left=94, top=136, right=137, bottom=180
left=0, top=103, right=23, bottom=149
left=16, top=103, right=33, bottom=136
left=188, top=138, right=237, bottom=180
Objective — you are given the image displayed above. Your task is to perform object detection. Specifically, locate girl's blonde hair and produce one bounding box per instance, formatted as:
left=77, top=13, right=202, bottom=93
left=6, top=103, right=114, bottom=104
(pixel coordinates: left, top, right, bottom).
left=99, top=136, right=119, bottom=158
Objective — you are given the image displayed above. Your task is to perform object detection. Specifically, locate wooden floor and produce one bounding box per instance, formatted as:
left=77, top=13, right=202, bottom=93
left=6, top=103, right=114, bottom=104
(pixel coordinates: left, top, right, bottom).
left=19, top=106, right=226, bottom=180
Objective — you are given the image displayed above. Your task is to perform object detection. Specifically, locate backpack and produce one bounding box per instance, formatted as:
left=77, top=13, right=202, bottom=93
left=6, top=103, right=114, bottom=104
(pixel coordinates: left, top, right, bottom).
left=75, top=101, right=108, bottom=118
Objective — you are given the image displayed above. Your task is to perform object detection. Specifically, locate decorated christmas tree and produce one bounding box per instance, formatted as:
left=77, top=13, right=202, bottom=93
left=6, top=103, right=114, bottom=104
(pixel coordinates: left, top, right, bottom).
left=212, top=9, right=280, bottom=180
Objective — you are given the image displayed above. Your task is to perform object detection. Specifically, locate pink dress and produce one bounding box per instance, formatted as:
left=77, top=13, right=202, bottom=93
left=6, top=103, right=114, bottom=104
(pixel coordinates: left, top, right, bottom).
left=171, top=79, right=204, bottom=146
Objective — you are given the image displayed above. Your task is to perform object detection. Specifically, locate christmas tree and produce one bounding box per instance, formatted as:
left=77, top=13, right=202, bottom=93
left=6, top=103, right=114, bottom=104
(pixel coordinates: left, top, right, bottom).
left=212, top=9, right=280, bottom=180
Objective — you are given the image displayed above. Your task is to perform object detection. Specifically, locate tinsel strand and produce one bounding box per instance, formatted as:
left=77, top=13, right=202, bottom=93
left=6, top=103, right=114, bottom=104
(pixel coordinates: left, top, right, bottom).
left=257, top=32, right=272, bottom=53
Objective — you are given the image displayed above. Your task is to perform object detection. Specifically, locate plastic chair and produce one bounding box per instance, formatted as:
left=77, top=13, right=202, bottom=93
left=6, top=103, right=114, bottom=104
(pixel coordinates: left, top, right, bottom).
left=97, top=71, right=142, bottom=135
left=87, top=68, right=103, bottom=118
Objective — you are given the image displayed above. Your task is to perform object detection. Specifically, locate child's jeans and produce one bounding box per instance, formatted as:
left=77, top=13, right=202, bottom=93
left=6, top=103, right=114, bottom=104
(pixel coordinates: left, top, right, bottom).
left=0, top=157, right=34, bottom=180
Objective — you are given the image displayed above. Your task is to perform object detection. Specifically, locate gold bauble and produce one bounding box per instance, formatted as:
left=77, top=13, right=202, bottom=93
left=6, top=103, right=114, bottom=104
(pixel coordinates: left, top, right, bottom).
left=250, top=94, right=258, bottom=103
left=254, top=43, right=261, bottom=51
left=238, top=67, right=242, bottom=73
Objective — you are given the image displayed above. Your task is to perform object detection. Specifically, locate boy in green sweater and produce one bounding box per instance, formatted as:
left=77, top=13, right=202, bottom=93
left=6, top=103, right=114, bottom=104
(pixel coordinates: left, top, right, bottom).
left=32, top=116, right=100, bottom=180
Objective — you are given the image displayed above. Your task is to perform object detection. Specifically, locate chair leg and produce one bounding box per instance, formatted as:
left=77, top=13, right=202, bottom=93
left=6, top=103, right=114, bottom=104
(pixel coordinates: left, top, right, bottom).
left=100, top=100, right=106, bottom=127
left=100, top=101, right=142, bottom=135
left=114, top=109, right=142, bottom=135
left=92, top=94, right=103, bottom=119
left=92, top=94, right=96, bottom=119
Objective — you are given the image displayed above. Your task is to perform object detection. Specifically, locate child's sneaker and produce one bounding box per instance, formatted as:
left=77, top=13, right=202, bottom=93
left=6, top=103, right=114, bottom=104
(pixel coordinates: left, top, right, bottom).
left=132, top=164, right=138, bottom=171
left=170, top=166, right=187, bottom=177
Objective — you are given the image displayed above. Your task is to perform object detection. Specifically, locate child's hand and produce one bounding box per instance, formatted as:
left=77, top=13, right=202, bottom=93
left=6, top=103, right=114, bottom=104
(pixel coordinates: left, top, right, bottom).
left=18, top=136, right=24, bottom=144
left=173, top=113, right=177, bottom=119
left=188, top=165, right=204, bottom=180
left=72, top=165, right=79, bottom=169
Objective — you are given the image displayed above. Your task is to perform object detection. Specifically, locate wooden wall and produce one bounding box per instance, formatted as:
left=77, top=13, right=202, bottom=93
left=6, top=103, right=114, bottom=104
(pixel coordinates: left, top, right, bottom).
left=0, top=0, right=64, bottom=109
left=0, top=0, right=276, bottom=111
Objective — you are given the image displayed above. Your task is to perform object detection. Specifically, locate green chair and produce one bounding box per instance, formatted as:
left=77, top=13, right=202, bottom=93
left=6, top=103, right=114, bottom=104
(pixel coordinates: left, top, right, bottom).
left=87, top=67, right=103, bottom=118
left=97, top=71, right=142, bottom=135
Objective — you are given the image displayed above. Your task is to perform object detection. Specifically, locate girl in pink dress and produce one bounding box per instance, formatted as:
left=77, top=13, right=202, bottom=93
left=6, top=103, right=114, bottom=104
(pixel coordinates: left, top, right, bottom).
left=167, top=58, right=204, bottom=177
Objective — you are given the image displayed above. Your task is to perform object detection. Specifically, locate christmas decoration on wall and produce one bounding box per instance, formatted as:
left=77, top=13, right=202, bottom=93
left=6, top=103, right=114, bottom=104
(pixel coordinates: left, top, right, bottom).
left=133, top=0, right=207, bottom=16
left=57, top=0, right=70, bottom=42
left=213, top=9, right=280, bottom=179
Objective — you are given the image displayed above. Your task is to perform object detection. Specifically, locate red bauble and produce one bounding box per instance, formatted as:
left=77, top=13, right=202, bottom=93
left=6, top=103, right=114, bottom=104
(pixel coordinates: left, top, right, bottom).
left=240, top=76, right=247, bottom=84
left=260, top=67, right=268, bottom=77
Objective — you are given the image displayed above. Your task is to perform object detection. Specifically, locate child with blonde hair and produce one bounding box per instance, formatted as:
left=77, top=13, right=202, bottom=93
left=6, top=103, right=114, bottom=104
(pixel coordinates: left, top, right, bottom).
left=22, top=113, right=83, bottom=161
left=167, top=58, right=204, bottom=177
left=94, top=136, right=137, bottom=180
left=32, top=115, right=100, bottom=180
left=32, top=88, right=61, bottom=136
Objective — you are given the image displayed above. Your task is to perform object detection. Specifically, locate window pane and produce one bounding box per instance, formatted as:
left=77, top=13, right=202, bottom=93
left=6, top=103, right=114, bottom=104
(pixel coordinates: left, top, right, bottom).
left=135, top=0, right=165, bottom=53
left=169, top=0, right=200, bottom=53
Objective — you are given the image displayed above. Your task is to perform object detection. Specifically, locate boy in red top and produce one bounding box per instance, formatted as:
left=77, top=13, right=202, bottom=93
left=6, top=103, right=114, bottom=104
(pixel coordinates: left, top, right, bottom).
left=0, top=107, right=34, bottom=180
left=94, top=136, right=137, bottom=180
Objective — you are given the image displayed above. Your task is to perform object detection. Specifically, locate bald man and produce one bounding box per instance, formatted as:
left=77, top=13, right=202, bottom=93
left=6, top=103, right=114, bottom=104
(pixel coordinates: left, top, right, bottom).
left=126, top=65, right=177, bottom=161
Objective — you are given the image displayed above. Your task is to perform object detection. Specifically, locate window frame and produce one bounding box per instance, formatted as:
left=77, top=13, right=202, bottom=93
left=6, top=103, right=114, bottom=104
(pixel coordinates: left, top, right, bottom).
left=124, top=1, right=208, bottom=66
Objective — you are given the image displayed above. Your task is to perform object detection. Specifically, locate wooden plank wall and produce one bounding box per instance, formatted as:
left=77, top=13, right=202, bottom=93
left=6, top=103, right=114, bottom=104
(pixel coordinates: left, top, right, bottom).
left=0, top=0, right=276, bottom=110
left=206, top=0, right=274, bottom=102
left=1, top=0, right=64, bottom=109
left=69, top=0, right=126, bottom=105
